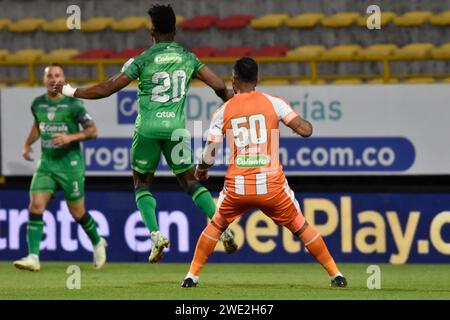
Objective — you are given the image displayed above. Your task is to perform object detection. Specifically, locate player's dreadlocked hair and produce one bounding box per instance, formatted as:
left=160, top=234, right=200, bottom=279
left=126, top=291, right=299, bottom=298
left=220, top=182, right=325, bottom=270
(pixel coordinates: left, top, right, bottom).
left=147, top=4, right=176, bottom=34
left=233, top=57, right=258, bottom=83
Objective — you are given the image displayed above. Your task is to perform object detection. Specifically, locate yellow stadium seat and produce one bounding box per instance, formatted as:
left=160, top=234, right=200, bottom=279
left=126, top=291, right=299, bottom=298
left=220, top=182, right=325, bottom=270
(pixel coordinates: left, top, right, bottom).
left=332, top=78, right=363, bottom=85
left=81, top=17, right=115, bottom=32
left=286, top=13, right=324, bottom=28
left=4, top=49, right=45, bottom=63
left=297, top=79, right=326, bottom=85
left=356, top=11, right=396, bottom=27
left=321, top=12, right=360, bottom=27
left=393, top=43, right=434, bottom=59
left=259, top=79, right=290, bottom=86
left=286, top=45, right=326, bottom=60
left=429, top=11, right=450, bottom=26
left=431, top=43, right=450, bottom=59
left=42, top=18, right=70, bottom=32
left=13, top=82, right=36, bottom=87
left=442, top=78, right=450, bottom=83
left=394, top=11, right=432, bottom=27
left=176, top=16, right=185, bottom=26
left=367, top=78, right=399, bottom=84
left=0, top=49, right=10, bottom=61
left=39, top=49, right=80, bottom=62
left=357, top=44, right=398, bottom=60
left=404, top=77, right=436, bottom=84
left=0, top=18, right=11, bottom=30
left=320, top=45, right=362, bottom=60
left=111, top=17, right=149, bottom=31
left=250, top=14, right=289, bottom=29
left=8, top=18, right=46, bottom=32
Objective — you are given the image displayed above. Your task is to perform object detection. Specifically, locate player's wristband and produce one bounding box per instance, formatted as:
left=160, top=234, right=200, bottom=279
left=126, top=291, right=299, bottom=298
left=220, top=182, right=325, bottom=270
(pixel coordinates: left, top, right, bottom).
left=62, top=84, right=77, bottom=97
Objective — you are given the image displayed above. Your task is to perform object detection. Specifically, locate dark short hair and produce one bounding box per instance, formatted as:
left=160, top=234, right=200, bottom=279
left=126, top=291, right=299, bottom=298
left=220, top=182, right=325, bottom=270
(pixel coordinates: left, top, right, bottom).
left=233, top=57, right=258, bottom=83
left=147, top=4, right=176, bottom=34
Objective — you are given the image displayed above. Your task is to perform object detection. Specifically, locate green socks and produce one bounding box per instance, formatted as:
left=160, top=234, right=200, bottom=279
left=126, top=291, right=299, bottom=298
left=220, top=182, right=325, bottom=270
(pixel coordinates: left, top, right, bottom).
left=27, top=213, right=44, bottom=256
left=189, top=182, right=216, bottom=219
left=76, top=212, right=101, bottom=246
left=135, top=187, right=159, bottom=232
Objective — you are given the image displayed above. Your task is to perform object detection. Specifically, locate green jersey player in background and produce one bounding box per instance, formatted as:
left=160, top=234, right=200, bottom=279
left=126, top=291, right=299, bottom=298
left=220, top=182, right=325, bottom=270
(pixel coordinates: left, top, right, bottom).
left=55, top=4, right=237, bottom=263
left=14, top=64, right=107, bottom=272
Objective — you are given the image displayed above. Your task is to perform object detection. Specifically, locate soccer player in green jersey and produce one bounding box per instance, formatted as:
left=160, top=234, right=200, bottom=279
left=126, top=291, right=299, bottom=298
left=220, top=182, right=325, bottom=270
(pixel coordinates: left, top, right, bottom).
left=13, top=64, right=107, bottom=272
left=55, top=4, right=237, bottom=263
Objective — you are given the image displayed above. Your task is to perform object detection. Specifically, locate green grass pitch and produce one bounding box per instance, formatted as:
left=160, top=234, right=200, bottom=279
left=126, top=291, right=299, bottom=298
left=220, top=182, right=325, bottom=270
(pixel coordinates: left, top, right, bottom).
left=1, top=262, right=449, bottom=299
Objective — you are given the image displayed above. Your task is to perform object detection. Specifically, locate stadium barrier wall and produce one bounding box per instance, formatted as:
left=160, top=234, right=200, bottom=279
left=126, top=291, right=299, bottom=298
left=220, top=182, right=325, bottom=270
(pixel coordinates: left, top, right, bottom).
left=0, top=190, right=449, bottom=263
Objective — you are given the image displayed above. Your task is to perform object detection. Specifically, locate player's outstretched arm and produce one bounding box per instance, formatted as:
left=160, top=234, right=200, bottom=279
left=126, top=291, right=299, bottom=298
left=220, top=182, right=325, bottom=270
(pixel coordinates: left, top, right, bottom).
left=286, top=115, right=313, bottom=138
left=56, top=73, right=132, bottom=100
left=23, top=122, right=40, bottom=161
left=52, top=120, right=98, bottom=147
left=195, top=141, right=221, bottom=181
left=195, top=66, right=234, bottom=102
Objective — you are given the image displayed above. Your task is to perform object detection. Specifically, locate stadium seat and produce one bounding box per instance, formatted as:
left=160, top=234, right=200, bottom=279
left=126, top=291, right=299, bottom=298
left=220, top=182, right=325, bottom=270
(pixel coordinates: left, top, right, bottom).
left=367, top=78, right=399, bottom=84
left=0, top=18, right=11, bottom=30
left=429, top=11, right=450, bottom=26
left=357, top=44, right=398, bottom=60
left=332, top=78, right=363, bottom=84
left=252, top=45, right=289, bottom=57
left=394, top=11, right=432, bottom=27
left=404, top=77, right=436, bottom=84
left=321, top=12, right=360, bottom=28
left=180, top=15, right=219, bottom=30
left=7, top=18, right=46, bottom=32
left=215, top=46, right=253, bottom=57
left=110, top=17, right=148, bottom=31
left=42, top=18, right=70, bottom=32
left=286, top=13, right=324, bottom=28
left=190, top=47, right=219, bottom=57
left=356, top=11, right=397, bottom=27
left=40, top=49, right=80, bottom=62
left=259, top=79, right=290, bottom=86
left=320, top=45, right=362, bottom=60
left=250, top=14, right=289, bottom=29
left=216, top=15, right=253, bottom=29
left=110, top=48, right=146, bottom=59
left=4, top=49, right=44, bottom=62
left=286, top=45, right=326, bottom=60
left=0, top=49, right=10, bottom=61
left=442, top=78, right=450, bottom=83
left=81, top=17, right=115, bottom=32
left=73, top=48, right=116, bottom=59
left=393, top=43, right=434, bottom=59
left=297, top=79, right=326, bottom=85
left=431, top=43, right=450, bottom=59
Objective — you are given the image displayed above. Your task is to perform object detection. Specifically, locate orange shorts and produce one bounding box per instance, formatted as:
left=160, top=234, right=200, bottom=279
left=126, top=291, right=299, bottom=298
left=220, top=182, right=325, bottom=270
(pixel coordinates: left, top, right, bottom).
left=213, top=179, right=306, bottom=233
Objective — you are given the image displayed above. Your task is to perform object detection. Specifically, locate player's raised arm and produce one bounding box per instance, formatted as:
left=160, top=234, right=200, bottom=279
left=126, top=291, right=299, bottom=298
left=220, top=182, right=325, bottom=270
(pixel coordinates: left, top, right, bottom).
left=23, top=121, right=40, bottom=161
left=195, top=65, right=234, bottom=102
left=55, top=72, right=132, bottom=100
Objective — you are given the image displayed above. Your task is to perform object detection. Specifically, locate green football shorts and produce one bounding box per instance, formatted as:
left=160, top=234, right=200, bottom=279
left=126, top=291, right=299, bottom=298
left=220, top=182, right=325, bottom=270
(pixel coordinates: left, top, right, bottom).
left=131, top=132, right=194, bottom=175
left=30, top=170, right=85, bottom=203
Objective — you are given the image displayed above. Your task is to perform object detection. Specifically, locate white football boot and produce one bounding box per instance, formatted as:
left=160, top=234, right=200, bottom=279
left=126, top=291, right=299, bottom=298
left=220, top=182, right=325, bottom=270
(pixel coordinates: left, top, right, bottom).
left=149, top=231, right=169, bottom=263
left=93, top=237, right=107, bottom=269
left=13, top=254, right=40, bottom=272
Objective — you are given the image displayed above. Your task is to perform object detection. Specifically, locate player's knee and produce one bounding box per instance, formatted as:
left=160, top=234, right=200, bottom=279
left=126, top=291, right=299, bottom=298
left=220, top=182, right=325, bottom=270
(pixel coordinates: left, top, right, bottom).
left=212, top=214, right=229, bottom=230
left=28, top=202, right=46, bottom=214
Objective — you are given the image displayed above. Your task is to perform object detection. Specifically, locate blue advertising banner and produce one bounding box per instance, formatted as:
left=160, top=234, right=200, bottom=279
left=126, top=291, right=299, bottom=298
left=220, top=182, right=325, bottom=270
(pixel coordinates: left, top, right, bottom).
left=1, top=190, right=449, bottom=263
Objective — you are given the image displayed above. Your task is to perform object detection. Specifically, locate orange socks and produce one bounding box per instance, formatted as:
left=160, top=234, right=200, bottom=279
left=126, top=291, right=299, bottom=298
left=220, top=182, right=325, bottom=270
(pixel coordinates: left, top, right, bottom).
left=189, top=223, right=223, bottom=276
left=299, top=225, right=340, bottom=277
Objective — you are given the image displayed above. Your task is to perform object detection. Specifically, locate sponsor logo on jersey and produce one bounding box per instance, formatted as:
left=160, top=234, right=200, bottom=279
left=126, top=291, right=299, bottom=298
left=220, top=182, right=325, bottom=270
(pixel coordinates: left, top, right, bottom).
left=154, top=53, right=182, bottom=64
left=57, top=104, right=68, bottom=108
left=39, top=104, right=49, bottom=108
left=39, top=122, right=69, bottom=133
left=236, top=155, right=271, bottom=167
left=47, top=112, right=55, bottom=120
left=156, top=111, right=176, bottom=118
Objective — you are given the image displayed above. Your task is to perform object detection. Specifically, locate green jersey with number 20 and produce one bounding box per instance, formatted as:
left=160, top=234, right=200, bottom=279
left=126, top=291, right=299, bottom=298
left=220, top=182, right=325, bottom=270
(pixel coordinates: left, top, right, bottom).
left=121, top=41, right=204, bottom=139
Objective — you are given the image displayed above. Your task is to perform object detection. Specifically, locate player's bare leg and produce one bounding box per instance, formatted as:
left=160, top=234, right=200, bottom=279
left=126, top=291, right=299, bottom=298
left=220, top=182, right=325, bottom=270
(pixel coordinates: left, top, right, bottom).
left=176, top=168, right=238, bottom=254
left=13, top=192, right=51, bottom=272
left=67, top=200, right=107, bottom=269
left=133, top=170, right=169, bottom=263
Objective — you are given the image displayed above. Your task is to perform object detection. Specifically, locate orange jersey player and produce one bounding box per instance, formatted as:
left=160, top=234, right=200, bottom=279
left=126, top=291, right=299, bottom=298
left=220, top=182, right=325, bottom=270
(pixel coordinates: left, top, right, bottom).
left=181, top=57, right=347, bottom=288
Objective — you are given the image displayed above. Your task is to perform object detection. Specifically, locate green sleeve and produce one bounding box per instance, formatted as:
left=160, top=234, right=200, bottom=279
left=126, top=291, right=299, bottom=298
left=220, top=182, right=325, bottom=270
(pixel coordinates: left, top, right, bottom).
left=71, top=99, right=93, bottom=126
left=121, top=56, right=143, bottom=80
left=191, top=53, right=205, bottom=77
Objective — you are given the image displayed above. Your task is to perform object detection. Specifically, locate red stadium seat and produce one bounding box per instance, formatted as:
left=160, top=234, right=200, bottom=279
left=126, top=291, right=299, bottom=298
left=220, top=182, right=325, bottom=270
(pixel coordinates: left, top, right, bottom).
left=74, top=48, right=116, bottom=59
left=180, top=15, right=219, bottom=30
left=216, top=46, right=253, bottom=57
left=252, top=45, right=289, bottom=57
left=190, top=47, right=219, bottom=57
left=111, top=48, right=146, bottom=59
left=216, top=15, right=253, bottom=29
